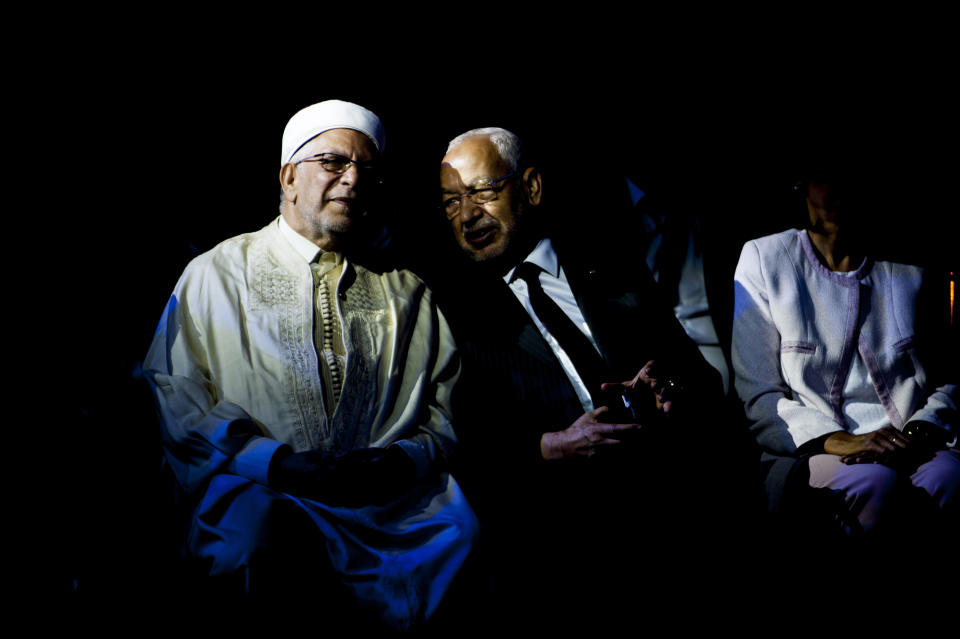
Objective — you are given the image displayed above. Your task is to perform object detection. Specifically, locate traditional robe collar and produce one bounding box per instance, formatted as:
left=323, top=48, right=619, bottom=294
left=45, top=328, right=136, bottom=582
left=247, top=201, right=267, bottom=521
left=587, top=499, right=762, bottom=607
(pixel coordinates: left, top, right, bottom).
left=277, top=214, right=343, bottom=268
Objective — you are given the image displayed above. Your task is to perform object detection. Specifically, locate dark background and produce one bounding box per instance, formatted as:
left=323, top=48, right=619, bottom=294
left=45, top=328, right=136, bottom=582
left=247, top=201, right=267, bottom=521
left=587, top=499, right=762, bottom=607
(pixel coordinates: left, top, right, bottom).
left=24, top=27, right=955, bottom=607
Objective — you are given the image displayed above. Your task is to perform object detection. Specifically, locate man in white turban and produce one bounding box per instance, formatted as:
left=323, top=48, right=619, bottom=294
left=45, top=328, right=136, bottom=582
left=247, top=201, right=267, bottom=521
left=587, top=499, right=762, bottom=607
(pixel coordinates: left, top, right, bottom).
left=143, top=100, right=477, bottom=631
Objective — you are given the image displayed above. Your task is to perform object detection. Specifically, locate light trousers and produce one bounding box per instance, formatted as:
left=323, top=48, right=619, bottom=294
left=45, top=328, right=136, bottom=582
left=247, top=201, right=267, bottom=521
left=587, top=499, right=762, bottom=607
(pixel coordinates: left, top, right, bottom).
left=807, top=449, right=959, bottom=534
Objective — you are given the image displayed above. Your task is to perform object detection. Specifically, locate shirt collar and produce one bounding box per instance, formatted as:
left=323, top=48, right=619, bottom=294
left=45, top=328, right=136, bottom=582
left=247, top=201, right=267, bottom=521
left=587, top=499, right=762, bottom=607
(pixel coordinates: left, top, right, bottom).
left=504, top=237, right=560, bottom=284
left=278, top=214, right=325, bottom=263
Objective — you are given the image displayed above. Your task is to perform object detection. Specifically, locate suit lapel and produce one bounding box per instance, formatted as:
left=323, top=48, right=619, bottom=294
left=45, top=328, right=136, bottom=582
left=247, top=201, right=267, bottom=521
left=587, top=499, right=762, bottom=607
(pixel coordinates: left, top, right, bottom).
left=561, top=243, right=672, bottom=381
left=516, top=316, right=562, bottom=368
left=564, top=254, right=635, bottom=374
left=505, top=282, right=570, bottom=370
left=479, top=274, right=560, bottom=368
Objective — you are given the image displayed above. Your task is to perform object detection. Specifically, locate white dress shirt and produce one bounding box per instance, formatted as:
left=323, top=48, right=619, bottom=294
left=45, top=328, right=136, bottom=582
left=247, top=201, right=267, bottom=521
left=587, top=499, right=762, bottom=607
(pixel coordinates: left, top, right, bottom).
left=505, top=238, right=601, bottom=412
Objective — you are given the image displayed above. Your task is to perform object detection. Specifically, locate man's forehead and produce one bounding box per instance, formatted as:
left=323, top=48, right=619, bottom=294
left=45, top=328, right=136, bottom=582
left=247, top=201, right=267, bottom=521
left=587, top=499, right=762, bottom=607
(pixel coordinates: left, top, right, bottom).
left=441, top=136, right=508, bottom=187
left=301, top=128, right=377, bottom=158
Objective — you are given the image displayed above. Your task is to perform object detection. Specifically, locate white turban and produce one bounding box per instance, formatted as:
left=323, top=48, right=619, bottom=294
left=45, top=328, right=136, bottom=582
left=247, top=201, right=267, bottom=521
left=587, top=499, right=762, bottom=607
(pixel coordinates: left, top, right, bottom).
left=280, top=99, right=386, bottom=166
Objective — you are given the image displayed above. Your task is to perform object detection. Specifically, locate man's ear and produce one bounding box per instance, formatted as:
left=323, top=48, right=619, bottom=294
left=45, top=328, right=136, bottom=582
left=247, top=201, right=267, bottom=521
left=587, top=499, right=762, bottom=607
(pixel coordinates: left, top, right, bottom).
left=522, top=166, right=542, bottom=206
left=279, top=163, right=298, bottom=203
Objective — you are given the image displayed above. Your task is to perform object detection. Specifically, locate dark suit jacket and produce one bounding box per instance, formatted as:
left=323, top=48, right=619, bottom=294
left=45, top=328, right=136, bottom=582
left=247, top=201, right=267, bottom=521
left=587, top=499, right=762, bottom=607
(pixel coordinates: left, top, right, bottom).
left=433, top=233, right=760, bottom=615
left=438, top=235, right=724, bottom=521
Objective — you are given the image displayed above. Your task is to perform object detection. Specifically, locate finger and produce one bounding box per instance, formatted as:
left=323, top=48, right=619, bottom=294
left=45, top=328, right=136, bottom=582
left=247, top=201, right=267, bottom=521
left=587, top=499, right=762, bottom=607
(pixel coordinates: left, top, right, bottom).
left=865, top=434, right=897, bottom=454
left=595, top=422, right=643, bottom=433
left=887, top=432, right=911, bottom=450
left=589, top=405, right=610, bottom=419
left=868, top=440, right=896, bottom=454
left=579, top=441, right=625, bottom=458
left=888, top=437, right=908, bottom=450
left=636, top=360, right=657, bottom=385
left=659, top=377, right=684, bottom=401
left=588, top=436, right=625, bottom=448
left=575, top=438, right=622, bottom=458
left=600, top=382, right=633, bottom=393
left=878, top=433, right=904, bottom=452
left=881, top=426, right=914, bottom=448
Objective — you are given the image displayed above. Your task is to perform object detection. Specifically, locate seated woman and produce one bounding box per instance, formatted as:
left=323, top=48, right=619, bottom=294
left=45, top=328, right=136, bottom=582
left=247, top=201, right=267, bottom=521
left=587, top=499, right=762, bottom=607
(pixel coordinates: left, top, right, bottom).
left=732, top=163, right=957, bottom=539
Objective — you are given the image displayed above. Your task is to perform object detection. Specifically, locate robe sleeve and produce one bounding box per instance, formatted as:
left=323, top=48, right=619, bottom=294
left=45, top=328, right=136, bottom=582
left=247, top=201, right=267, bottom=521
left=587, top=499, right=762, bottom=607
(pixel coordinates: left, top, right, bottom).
left=390, top=289, right=461, bottom=480
left=143, top=260, right=285, bottom=495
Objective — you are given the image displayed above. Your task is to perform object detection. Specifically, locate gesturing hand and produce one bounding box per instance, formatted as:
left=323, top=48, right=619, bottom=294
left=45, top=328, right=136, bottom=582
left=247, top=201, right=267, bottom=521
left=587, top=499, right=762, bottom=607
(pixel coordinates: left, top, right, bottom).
left=600, top=360, right=683, bottom=416
left=540, top=406, right=643, bottom=461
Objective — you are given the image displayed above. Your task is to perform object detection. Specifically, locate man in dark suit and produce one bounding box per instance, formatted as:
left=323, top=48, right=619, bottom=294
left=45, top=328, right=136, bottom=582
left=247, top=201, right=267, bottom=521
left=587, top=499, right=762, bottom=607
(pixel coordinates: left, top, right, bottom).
left=434, top=128, right=746, bottom=627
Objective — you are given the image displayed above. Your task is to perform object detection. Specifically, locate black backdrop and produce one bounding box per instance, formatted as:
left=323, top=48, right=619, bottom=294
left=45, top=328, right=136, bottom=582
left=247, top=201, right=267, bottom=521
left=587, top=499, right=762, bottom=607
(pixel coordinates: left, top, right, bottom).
left=30, top=37, right=956, bottom=606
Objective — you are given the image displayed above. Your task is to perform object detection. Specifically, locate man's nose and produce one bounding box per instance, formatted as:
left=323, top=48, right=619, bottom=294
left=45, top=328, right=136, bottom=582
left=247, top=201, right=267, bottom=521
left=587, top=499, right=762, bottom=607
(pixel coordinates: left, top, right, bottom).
left=458, top=198, right=484, bottom=224
left=338, top=163, right=361, bottom=187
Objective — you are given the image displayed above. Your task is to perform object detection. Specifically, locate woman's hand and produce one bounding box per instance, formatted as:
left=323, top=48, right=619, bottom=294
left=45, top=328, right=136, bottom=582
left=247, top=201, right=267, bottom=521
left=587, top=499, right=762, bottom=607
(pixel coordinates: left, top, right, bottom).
left=823, top=426, right=915, bottom=464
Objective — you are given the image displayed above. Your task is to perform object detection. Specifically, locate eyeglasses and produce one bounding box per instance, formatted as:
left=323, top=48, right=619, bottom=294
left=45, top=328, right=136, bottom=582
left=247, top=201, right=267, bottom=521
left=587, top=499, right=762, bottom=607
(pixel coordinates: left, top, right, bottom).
left=440, top=172, right=517, bottom=219
left=295, top=153, right=382, bottom=182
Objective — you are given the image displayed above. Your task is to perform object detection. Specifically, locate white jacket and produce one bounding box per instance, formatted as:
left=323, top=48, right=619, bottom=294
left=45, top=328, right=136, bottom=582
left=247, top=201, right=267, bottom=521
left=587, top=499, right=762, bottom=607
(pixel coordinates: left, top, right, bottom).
left=732, top=229, right=956, bottom=503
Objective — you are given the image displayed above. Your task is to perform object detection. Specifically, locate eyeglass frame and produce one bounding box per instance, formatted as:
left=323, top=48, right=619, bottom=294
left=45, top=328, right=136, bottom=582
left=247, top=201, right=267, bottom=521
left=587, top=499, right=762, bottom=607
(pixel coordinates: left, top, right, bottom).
left=440, top=172, right=518, bottom=219
left=293, top=152, right=383, bottom=183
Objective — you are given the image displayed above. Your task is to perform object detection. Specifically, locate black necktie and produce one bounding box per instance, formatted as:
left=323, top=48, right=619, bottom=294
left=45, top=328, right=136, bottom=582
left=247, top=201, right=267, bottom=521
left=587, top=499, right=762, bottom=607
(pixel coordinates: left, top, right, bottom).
left=513, top=262, right=610, bottom=405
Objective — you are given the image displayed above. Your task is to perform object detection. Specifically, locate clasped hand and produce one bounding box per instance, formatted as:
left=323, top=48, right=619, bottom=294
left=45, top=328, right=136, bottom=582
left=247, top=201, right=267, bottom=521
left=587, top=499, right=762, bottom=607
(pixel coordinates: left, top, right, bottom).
left=268, top=445, right=418, bottom=505
left=824, top=425, right=937, bottom=469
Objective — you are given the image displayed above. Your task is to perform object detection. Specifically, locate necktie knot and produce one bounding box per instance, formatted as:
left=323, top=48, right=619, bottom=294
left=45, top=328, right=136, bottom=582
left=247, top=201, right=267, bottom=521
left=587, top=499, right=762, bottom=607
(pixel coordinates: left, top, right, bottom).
left=514, top=261, right=544, bottom=286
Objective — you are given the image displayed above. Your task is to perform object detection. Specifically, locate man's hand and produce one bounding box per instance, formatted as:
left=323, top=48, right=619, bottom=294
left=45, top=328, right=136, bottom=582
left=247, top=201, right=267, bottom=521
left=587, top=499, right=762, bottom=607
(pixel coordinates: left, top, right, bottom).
left=540, top=406, right=642, bottom=461
left=268, top=445, right=418, bottom=505
left=600, top=360, right=683, bottom=415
